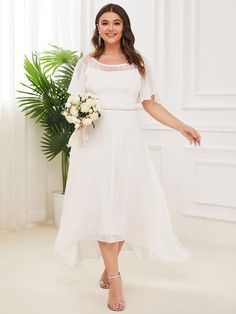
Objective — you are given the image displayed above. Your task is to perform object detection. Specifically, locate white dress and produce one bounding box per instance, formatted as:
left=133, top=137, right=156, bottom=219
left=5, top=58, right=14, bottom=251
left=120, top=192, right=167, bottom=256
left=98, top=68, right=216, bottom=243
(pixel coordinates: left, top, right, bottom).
left=54, top=53, right=192, bottom=268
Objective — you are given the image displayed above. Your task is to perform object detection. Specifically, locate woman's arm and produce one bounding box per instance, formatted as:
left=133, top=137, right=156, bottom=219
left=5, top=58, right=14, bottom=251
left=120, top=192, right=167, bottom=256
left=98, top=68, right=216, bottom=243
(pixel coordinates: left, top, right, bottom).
left=142, top=97, right=201, bottom=146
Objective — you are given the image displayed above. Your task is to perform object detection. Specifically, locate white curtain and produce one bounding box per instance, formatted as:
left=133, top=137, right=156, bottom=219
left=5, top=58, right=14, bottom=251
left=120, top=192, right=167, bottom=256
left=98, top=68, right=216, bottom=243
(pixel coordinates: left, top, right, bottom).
left=0, top=0, right=83, bottom=231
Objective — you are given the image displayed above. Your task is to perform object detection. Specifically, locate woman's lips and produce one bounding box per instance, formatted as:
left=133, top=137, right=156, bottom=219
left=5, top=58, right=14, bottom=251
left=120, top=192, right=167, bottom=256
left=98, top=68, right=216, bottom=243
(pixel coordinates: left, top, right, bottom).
left=106, top=33, right=117, bottom=37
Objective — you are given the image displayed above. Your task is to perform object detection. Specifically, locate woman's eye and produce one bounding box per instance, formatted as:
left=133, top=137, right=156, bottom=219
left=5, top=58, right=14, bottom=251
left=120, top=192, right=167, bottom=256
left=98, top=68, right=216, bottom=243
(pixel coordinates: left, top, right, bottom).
left=101, top=22, right=121, bottom=26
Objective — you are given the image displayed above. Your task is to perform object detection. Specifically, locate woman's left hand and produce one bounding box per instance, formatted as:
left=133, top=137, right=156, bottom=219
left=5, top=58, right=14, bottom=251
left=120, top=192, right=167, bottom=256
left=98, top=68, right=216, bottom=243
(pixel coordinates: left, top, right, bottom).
left=178, top=123, right=201, bottom=146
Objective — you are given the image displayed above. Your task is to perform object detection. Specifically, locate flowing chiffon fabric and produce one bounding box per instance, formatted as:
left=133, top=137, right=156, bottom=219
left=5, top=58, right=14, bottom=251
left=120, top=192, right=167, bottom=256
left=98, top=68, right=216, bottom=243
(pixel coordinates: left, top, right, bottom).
left=54, top=54, right=192, bottom=268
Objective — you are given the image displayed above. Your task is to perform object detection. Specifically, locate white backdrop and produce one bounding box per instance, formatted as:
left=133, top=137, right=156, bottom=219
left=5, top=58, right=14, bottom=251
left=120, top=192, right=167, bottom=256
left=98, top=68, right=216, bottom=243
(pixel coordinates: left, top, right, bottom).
left=0, top=0, right=83, bottom=231
left=1, top=0, right=236, bottom=248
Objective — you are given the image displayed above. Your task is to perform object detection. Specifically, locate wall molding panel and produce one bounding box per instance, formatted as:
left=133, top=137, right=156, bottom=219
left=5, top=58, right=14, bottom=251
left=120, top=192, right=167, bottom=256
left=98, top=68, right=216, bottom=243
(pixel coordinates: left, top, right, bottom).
left=182, top=0, right=236, bottom=110
left=182, top=147, right=236, bottom=223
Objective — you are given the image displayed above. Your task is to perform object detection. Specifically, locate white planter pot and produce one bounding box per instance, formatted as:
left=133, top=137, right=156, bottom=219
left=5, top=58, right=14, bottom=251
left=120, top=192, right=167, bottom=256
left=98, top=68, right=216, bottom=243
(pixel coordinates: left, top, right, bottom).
left=52, top=191, right=64, bottom=229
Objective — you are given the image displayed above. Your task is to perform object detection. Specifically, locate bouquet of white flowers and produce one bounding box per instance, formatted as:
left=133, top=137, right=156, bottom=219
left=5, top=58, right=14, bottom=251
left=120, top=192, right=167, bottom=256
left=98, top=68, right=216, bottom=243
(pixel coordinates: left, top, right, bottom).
left=62, top=92, right=101, bottom=129
left=62, top=93, right=102, bottom=150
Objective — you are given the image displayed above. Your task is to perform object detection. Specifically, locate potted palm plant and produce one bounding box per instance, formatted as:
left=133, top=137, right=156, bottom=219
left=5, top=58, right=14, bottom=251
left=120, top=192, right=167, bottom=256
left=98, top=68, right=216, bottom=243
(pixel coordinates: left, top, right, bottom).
left=16, top=44, right=82, bottom=228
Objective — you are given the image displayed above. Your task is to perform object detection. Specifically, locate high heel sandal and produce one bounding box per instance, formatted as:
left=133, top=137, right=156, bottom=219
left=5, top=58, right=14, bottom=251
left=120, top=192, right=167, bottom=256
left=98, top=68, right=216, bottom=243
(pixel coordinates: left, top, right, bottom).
left=99, top=269, right=109, bottom=289
left=107, top=272, right=125, bottom=311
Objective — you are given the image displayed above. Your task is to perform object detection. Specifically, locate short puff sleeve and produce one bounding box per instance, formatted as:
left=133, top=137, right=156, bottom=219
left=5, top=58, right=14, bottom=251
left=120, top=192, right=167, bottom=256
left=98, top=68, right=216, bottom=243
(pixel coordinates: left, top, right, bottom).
left=137, top=57, right=161, bottom=104
left=67, top=56, right=86, bottom=95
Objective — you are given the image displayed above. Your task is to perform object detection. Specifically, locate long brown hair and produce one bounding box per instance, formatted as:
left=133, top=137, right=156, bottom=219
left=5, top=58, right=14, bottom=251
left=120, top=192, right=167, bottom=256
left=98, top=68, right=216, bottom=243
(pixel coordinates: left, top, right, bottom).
left=90, top=3, right=146, bottom=78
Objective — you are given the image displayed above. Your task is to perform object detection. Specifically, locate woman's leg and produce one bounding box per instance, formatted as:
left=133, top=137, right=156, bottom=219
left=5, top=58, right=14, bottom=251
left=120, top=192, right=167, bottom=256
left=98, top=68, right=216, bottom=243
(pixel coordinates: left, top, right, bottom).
left=99, top=240, right=125, bottom=282
left=98, top=241, right=125, bottom=310
left=98, top=241, right=119, bottom=274
left=118, top=240, right=125, bottom=254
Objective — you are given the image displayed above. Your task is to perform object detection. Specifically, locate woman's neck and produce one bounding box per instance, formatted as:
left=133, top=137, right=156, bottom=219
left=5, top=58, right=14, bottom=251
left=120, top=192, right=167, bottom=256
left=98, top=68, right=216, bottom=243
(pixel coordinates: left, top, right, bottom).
left=103, top=43, right=123, bottom=56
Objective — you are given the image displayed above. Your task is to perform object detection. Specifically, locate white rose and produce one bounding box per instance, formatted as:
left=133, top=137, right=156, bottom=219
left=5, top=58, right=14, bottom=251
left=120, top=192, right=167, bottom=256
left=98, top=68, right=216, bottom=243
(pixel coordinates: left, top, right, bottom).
left=67, top=95, right=74, bottom=102
left=66, top=115, right=80, bottom=124
left=96, top=104, right=102, bottom=112
left=88, top=108, right=93, bottom=113
left=65, top=116, right=73, bottom=123
left=85, top=98, right=96, bottom=107
left=82, top=93, right=93, bottom=101
left=82, top=117, right=92, bottom=126
left=62, top=110, right=68, bottom=116
left=75, top=122, right=82, bottom=129
left=70, top=105, right=78, bottom=117
left=81, top=103, right=90, bottom=113
left=89, top=112, right=99, bottom=121
left=65, top=102, right=71, bottom=108
left=68, top=94, right=80, bottom=104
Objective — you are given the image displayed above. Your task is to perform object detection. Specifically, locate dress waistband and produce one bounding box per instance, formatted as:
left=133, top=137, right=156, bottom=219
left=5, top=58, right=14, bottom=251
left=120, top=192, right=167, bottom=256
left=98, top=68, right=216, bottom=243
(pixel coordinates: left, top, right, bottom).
left=101, top=104, right=137, bottom=110
left=102, top=107, right=137, bottom=111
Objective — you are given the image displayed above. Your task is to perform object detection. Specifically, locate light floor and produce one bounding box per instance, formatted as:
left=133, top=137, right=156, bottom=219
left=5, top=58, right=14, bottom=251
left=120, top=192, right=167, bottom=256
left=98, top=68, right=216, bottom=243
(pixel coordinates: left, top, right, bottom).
left=0, top=222, right=235, bottom=314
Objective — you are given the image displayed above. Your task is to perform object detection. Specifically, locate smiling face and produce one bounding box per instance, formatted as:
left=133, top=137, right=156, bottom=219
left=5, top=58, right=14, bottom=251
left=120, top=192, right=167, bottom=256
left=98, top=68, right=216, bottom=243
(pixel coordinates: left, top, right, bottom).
left=97, top=12, right=124, bottom=46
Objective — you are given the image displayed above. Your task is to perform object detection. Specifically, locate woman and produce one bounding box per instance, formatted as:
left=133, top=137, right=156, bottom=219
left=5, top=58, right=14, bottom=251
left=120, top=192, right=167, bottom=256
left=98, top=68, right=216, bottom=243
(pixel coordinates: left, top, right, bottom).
left=54, top=3, right=201, bottom=312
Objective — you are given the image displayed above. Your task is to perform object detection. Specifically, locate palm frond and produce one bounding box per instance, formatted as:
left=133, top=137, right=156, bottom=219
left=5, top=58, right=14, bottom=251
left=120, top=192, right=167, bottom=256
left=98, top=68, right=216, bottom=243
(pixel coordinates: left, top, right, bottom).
left=16, top=43, right=83, bottom=189
left=54, top=63, right=76, bottom=90
left=40, top=123, right=73, bottom=160
left=40, top=43, right=82, bottom=76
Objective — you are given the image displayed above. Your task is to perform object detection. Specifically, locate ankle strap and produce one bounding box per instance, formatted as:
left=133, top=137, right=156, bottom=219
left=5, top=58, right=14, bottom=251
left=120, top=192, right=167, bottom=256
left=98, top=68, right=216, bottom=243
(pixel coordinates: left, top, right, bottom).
left=108, top=271, right=121, bottom=279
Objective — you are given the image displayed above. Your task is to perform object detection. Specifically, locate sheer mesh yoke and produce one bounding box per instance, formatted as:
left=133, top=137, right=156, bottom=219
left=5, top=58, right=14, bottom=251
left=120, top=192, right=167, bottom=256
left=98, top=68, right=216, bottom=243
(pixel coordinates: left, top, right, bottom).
left=67, top=53, right=161, bottom=104
left=88, top=56, right=137, bottom=72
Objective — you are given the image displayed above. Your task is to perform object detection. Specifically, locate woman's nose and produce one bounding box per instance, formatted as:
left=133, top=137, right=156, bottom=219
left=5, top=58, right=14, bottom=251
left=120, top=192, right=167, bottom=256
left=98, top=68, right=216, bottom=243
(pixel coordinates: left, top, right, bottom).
left=108, top=24, right=114, bottom=31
